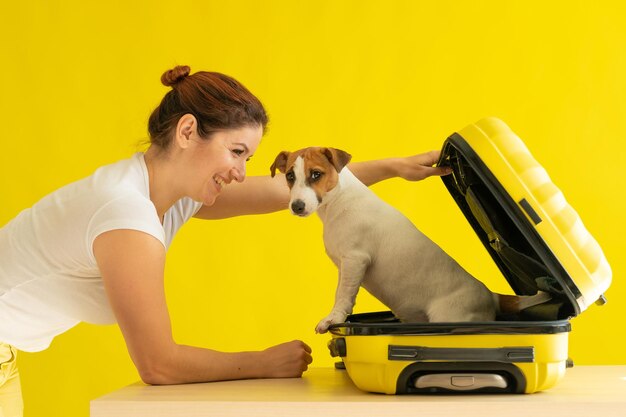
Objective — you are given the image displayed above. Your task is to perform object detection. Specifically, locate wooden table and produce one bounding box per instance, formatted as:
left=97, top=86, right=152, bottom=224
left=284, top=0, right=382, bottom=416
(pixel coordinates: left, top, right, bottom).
left=91, top=366, right=626, bottom=417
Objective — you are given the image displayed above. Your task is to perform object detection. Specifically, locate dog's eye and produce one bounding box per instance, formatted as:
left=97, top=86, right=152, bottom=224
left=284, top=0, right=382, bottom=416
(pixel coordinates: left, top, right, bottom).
left=286, top=171, right=295, bottom=183
left=310, top=170, right=323, bottom=181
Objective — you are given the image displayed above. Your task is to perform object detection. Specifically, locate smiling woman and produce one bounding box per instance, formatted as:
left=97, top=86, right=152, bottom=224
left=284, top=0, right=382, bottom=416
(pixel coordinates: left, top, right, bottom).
left=144, top=123, right=263, bottom=212
left=144, top=66, right=267, bottom=211
left=0, top=65, right=449, bottom=417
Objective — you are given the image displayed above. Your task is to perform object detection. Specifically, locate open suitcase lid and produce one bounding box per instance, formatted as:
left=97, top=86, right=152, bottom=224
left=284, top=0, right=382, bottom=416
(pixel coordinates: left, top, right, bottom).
left=437, top=117, right=611, bottom=318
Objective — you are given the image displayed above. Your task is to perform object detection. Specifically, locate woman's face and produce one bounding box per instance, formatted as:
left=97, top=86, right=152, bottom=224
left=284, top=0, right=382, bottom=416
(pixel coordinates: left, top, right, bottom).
left=186, top=125, right=262, bottom=206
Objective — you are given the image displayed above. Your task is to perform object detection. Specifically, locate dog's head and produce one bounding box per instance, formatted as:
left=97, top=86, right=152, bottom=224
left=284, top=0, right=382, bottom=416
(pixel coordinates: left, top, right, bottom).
left=270, top=147, right=352, bottom=217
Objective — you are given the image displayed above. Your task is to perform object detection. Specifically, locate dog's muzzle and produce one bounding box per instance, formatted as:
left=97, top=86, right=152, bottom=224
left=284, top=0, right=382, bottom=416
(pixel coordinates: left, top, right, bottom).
left=291, top=199, right=307, bottom=216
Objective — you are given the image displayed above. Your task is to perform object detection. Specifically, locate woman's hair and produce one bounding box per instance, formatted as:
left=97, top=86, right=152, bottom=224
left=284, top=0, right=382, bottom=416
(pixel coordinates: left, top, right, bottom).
left=148, top=65, right=268, bottom=149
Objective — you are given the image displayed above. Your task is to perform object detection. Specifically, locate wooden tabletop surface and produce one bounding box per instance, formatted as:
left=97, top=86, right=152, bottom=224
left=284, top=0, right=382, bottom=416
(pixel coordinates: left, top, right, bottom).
left=91, top=365, right=626, bottom=417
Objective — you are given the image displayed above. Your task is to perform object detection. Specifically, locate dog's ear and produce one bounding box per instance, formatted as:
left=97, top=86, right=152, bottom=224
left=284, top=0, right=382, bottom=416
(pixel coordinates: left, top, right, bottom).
left=270, top=151, right=290, bottom=177
left=322, top=148, right=352, bottom=173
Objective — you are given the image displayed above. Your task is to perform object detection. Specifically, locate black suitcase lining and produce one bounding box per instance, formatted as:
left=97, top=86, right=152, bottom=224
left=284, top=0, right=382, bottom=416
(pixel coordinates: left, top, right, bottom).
left=438, top=135, right=577, bottom=320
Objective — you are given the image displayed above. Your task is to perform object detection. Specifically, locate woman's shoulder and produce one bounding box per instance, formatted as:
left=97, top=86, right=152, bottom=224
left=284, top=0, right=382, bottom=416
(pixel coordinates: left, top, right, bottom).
left=90, top=153, right=149, bottom=197
left=27, top=153, right=157, bottom=231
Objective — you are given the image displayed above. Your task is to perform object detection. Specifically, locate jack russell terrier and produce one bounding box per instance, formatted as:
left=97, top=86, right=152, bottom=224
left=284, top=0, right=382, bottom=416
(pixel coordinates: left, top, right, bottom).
left=270, top=147, right=550, bottom=333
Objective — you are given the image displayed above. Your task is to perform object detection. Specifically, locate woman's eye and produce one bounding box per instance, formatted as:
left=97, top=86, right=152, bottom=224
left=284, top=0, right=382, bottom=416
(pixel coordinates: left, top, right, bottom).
left=232, top=149, right=245, bottom=156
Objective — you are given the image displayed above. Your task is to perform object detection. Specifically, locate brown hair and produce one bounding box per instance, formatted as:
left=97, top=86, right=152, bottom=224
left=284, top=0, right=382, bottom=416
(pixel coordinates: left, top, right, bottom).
left=148, top=65, right=268, bottom=149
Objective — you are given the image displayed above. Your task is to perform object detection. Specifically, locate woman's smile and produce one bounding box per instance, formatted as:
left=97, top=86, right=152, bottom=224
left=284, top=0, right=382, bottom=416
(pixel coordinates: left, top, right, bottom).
left=213, top=174, right=227, bottom=192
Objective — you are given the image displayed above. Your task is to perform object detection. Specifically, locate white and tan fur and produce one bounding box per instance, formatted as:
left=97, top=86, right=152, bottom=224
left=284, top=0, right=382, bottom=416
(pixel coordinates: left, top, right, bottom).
left=271, top=147, right=550, bottom=333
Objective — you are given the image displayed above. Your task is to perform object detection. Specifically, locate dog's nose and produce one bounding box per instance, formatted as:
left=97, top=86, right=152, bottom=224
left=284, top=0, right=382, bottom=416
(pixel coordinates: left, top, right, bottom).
left=291, top=200, right=306, bottom=215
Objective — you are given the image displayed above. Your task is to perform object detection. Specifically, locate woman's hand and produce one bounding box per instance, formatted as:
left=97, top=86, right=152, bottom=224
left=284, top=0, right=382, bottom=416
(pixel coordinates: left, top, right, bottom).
left=261, top=340, right=313, bottom=378
left=393, top=150, right=452, bottom=182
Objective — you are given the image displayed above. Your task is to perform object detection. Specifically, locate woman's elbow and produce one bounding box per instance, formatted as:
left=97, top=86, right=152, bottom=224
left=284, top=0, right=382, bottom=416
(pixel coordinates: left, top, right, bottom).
left=138, top=364, right=180, bottom=385
left=134, top=354, right=179, bottom=385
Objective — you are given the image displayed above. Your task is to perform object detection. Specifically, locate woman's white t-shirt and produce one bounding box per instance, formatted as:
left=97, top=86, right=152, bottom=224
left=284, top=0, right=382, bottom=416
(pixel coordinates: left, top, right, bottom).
left=0, top=153, right=202, bottom=352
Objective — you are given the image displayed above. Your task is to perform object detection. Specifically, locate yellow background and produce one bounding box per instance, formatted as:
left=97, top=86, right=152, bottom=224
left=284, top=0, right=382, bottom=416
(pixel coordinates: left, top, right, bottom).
left=1, top=1, right=624, bottom=416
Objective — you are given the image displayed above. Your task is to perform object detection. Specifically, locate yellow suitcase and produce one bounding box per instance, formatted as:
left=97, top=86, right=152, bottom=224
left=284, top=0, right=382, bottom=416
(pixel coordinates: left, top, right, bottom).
left=327, top=117, right=611, bottom=394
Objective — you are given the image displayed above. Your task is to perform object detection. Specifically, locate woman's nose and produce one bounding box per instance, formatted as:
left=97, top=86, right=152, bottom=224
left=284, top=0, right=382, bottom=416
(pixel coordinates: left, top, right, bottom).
left=231, top=164, right=246, bottom=183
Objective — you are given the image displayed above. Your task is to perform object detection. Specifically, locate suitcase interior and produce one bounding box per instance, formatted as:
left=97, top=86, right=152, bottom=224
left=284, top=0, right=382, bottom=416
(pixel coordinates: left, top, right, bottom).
left=439, top=132, right=574, bottom=320
left=327, top=118, right=611, bottom=394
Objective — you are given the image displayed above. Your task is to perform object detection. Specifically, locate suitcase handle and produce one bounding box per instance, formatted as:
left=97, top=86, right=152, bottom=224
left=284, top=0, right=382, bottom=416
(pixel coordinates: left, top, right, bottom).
left=388, top=345, right=535, bottom=363
left=396, top=361, right=528, bottom=394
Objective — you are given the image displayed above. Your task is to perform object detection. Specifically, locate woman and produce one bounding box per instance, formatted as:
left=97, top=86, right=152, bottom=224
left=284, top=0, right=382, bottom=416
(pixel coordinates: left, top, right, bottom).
left=0, top=65, right=450, bottom=415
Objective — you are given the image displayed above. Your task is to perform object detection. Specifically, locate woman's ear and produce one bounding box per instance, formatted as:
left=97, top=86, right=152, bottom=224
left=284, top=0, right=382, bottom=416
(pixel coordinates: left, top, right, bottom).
left=175, top=114, right=198, bottom=149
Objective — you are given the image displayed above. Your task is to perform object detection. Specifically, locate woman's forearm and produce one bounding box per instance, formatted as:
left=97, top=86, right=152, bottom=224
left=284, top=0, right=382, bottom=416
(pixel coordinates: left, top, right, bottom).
left=139, top=345, right=264, bottom=384
left=348, top=158, right=399, bottom=186
left=139, top=340, right=312, bottom=385
left=195, top=174, right=290, bottom=219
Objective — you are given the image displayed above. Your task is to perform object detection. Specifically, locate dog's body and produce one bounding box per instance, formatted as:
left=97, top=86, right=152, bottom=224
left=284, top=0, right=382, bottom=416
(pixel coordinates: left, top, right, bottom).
left=271, top=147, right=549, bottom=333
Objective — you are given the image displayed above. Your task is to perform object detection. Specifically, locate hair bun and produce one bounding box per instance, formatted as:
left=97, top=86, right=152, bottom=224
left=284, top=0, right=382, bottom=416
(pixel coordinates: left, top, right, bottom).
left=161, top=65, right=191, bottom=87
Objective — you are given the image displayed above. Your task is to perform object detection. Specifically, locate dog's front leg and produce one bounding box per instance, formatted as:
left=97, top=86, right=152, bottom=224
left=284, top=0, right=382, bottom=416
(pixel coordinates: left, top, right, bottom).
left=316, top=254, right=370, bottom=334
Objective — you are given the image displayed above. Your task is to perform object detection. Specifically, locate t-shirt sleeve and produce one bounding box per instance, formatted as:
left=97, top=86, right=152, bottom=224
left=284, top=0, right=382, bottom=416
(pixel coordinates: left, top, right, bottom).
left=86, top=193, right=166, bottom=260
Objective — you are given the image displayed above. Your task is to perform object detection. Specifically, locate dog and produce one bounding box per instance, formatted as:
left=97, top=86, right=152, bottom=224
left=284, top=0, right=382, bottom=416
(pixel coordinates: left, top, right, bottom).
left=270, top=147, right=550, bottom=333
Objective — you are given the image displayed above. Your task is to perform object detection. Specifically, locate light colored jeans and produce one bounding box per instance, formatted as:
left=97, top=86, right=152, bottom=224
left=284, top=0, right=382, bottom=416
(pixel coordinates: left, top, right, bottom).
left=0, top=343, right=22, bottom=417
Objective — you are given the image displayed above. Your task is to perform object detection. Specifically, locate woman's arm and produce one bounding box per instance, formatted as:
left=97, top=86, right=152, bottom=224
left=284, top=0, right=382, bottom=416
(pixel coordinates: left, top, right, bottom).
left=195, top=174, right=291, bottom=219
left=93, top=229, right=312, bottom=384
left=195, top=150, right=451, bottom=220
left=349, top=150, right=452, bottom=186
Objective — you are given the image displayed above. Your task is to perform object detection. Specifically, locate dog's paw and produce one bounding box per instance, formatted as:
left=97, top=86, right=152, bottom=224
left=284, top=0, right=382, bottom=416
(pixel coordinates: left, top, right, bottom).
left=315, top=320, right=332, bottom=334
left=315, top=312, right=347, bottom=334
